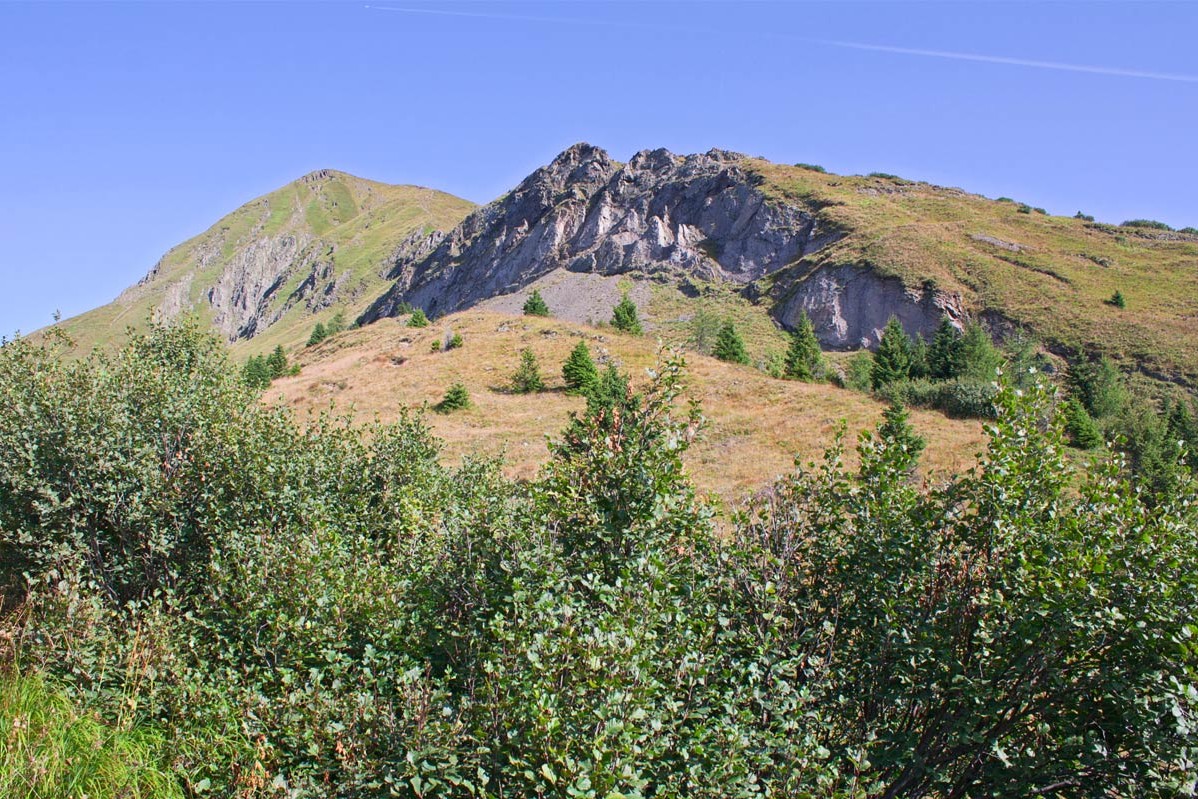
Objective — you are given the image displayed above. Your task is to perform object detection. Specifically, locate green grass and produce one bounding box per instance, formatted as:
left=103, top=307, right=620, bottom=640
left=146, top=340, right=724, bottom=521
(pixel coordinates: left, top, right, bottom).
left=0, top=671, right=183, bottom=799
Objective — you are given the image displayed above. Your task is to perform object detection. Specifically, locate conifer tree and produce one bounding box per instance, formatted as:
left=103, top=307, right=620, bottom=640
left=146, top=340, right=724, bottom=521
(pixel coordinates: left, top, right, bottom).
left=510, top=348, right=545, bottom=394
left=713, top=322, right=750, bottom=365
left=433, top=382, right=470, bottom=413
left=523, top=290, right=550, bottom=317
left=327, top=310, right=346, bottom=335
left=1109, top=290, right=1127, bottom=309
left=611, top=294, right=643, bottom=335
left=586, top=363, right=631, bottom=415
left=876, top=401, right=926, bottom=473
left=265, top=345, right=288, bottom=379
left=307, top=323, right=328, bottom=347
left=562, top=340, right=599, bottom=394
left=784, top=311, right=821, bottom=380
left=956, top=323, right=1001, bottom=381
left=870, top=317, right=912, bottom=390
left=909, top=335, right=930, bottom=380
left=407, top=308, right=429, bottom=328
left=1062, top=397, right=1103, bottom=450
left=1069, top=355, right=1126, bottom=419
left=927, top=318, right=962, bottom=380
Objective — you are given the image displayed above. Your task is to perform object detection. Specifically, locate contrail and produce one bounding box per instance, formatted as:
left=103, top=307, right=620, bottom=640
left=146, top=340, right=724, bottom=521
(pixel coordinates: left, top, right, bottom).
left=364, top=4, right=1198, bottom=85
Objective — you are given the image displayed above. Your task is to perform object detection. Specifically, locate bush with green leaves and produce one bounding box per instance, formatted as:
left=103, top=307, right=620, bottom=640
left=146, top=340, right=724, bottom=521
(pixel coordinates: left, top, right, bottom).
left=611, top=294, right=643, bottom=335
left=1121, top=219, right=1174, bottom=231
left=509, top=347, right=545, bottom=394
left=712, top=321, right=749, bottom=364
left=2, top=323, right=1195, bottom=798
left=522, top=289, right=550, bottom=317
left=407, top=308, right=429, bottom=327
left=561, top=339, right=599, bottom=394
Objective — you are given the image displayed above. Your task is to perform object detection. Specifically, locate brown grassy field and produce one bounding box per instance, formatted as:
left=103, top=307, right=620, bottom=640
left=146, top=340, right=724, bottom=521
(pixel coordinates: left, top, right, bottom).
left=266, top=310, right=986, bottom=508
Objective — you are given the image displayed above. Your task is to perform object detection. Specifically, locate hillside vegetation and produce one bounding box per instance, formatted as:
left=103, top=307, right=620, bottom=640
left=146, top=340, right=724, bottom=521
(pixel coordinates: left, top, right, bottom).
left=751, top=161, right=1198, bottom=385
left=1, top=322, right=1195, bottom=797
left=266, top=310, right=986, bottom=503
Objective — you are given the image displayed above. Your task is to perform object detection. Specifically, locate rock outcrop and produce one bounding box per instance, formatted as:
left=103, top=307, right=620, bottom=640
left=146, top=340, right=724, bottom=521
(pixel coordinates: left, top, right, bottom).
left=362, top=143, right=960, bottom=347
left=362, top=144, right=838, bottom=321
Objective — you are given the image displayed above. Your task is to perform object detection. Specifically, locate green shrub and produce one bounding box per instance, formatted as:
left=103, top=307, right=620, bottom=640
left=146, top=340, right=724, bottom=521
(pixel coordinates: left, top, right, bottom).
left=1063, top=396, right=1103, bottom=449
left=522, top=289, right=550, bottom=317
left=407, top=308, right=429, bottom=327
left=1069, top=354, right=1126, bottom=419
left=433, top=382, right=471, bottom=413
left=1075, top=211, right=1095, bottom=222
left=1181, top=226, right=1198, bottom=235
left=611, top=294, right=643, bottom=335
left=1108, top=290, right=1126, bottom=309
left=712, top=321, right=749, bottom=364
left=446, top=331, right=464, bottom=350
left=1121, top=219, right=1174, bottom=231
left=509, top=348, right=545, bottom=394
left=842, top=350, right=875, bottom=392
left=794, top=162, right=827, bottom=172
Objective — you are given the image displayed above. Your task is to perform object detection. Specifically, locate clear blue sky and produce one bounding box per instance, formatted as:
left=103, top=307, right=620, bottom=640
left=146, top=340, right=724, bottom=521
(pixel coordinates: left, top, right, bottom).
left=2, top=1, right=1196, bottom=336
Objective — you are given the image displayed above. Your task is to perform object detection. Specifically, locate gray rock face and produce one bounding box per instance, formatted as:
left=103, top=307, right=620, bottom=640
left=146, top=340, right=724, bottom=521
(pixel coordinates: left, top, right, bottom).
left=362, top=143, right=837, bottom=322
left=772, top=265, right=965, bottom=350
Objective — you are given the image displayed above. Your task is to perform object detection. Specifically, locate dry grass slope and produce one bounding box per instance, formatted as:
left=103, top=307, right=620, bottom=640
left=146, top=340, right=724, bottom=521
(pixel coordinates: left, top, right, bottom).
left=266, top=310, right=986, bottom=507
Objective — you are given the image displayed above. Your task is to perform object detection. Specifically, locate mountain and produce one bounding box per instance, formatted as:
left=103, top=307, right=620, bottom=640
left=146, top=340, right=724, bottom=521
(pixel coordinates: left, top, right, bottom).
left=56, top=169, right=475, bottom=354
left=54, top=146, right=1198, bottom=388
left=362, top=143, right=1198, bottom=387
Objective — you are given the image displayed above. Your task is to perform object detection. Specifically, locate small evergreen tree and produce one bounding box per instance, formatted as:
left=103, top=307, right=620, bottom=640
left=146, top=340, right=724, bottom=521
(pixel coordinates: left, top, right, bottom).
left=510, top=348, right=545, bottom=394
left=445, top=331, right=463, bottom=350
left=1164, top=396, right=1198, bottom=470
left=875, top=401, right=926, bottom=474
left=407, top=308, right=429, bottom=328
left=265, top=345, right=288, bottom=379
left=927, top=318, right=962, bottom=380
left=327, top=310, right=346, bottom=335
left=611, top=294, right=643, bottom=335
left=871, top=317, right=912, bottom=389
left=956, top=322, right=1001, bottom=381
left=523, top=290, right=550, bottom=317
left=586, top=363, right=631, bottom=415
left=562, top=341, right=599, bottom=394
left=909, top=335, right=930, bottom=380
left=1062, top=397, right=1103, bottom=449
left=241, top=355, right=271, bottom=389
left=433, top=382, right=471, bottom=413
left=1069, top=355, right=1126, bottom=419
left=307, top=323, right=328, bottom=347
left=713, top=322, right=750, bottom=365
left=1109, top=290, right=1127, bottom=309
left=784, top=311, right=822, bottom=380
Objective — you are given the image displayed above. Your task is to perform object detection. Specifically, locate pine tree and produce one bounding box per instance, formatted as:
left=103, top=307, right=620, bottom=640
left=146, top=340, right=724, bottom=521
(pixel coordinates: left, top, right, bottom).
left=1062, top=397, right=1103, bottom=450
left=307, top=323, right=328, bottom=347
left=407, top=308, right=429, bottom=328
left=510, top=348, right=545, bottom=394
left=241, top=355, right=271, bottom=389
left=611, top=295, right=643, bottom=335
left=1069, top=355, right=1126, bottom=419
left=562, top=341, right=599, bottom=394
left=586, top=363, right=631, bottom=414
left=909, top=335, right=930, bottom=380
left=1164, top=396, right=1198, bottom=469
left=876, top=401, right=925, bottom=474
left=713, top=322, right=750, bottom=364
left=327, top=310, right=347, bottom=335
left=871, top=317, right=912, bottom=390
left=433, top=382, right=471, bottom=413
left=956, top=323, right=1001, bottom=381
left=927, top=318, right=962, bottom=380
left=1109, top=290, right=1127, bottom=309
left=523, top=290, right=550, bottom=317
left=265, top=345, right=288, bottom=379
left=784, top=311, right=821, bottom=380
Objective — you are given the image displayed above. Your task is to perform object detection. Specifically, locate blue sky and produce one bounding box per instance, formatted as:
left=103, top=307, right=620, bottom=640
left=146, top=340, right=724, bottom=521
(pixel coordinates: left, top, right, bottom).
left=2, top=1, right=1195, bottom=336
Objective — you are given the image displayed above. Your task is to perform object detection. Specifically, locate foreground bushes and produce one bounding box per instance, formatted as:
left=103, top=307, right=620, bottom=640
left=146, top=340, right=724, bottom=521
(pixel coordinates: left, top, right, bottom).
left=1, top=324, right=1196, bottom=797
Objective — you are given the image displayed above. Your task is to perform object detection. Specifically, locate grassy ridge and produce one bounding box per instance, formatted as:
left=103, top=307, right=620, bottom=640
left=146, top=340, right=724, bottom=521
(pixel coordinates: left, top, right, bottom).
left=750, top=162, right=1198, bottom=385
left=53, top=170, right=475, bottom=357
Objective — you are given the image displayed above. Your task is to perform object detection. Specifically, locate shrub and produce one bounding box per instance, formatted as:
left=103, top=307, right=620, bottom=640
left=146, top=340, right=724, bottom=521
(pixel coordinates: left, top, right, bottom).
left=326, top=310, right=347, bottom=335
left=784, top=311, right=822, bottom=381
left=1121, top=219, right=1174, bottom=231
left=842, top=350, right=875, bottom=392
left=509, top=348, right=545, bottom=394
left=1108, top=290, right=1127, bottom=309
left=868, top=172, right=901, bottom=180
left=561, top=340, right=599, bottom=394
left=611, top=294, right=643, bottom=335
left=434, top=381, right=471, bottom=413
left=1069, top=354, right=1126, bottom=419
left=445, top=331, right=464, bottom=350
left=995, top=196, right=1015, bottom=203
left=522, top=289, right=550, bottom=317
left=407, top=308, right=429, bottom=327
left=713, top=321, right=750, bottom=364
left=1181, top=226, right=1198, bottom=235
left=1017, top=204, right=1033, bottom=214
left=1075, top=211, right=1095, bottom=222
left=687, top=307, right=723, bottom=355
left=794, top=162, right=827, bottom=172
left=955, top=322, right=1001, bottom=381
